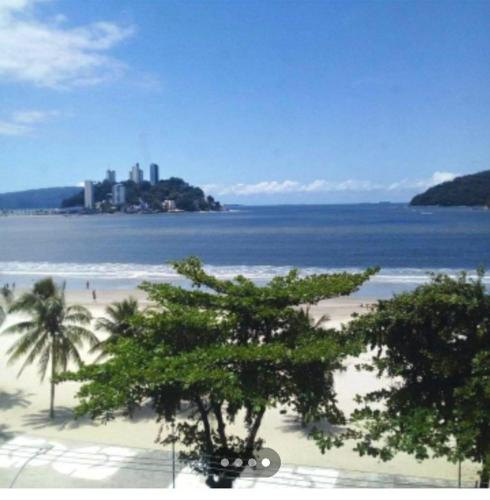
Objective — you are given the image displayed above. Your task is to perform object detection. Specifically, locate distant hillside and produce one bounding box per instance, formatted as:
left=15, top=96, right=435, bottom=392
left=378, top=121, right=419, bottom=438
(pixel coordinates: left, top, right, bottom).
left=0, top=187, right=81, bottom=210
left=410, top=170, right=490, bottom=207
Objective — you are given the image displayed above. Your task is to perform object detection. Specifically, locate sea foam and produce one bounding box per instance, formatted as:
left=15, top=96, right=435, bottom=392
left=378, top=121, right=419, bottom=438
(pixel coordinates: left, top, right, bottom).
left=0, top=261, right=488, bottom=284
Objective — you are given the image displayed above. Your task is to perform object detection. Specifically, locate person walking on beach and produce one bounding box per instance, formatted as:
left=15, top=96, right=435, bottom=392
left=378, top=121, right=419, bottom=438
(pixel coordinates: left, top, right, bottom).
left=86, top=281, right=90, bottom=290
left=92, top=290, right=97, bottom=302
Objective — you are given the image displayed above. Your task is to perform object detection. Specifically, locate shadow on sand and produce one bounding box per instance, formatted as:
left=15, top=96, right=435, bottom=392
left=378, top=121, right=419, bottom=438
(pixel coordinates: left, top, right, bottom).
left=0, top=424, right=14, bottom=442
left=0, top=389, right=33, bottom=411
left=22, top=406, right=97, bottom=431
left=276, top=414, right=345, bottom=437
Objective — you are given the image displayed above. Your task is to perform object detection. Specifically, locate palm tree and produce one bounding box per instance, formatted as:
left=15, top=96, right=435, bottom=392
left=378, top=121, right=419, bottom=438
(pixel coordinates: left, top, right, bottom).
left=91, top=297, right=140, bottom=360
left=3, top=278, right=98, bottom=418
left=0, top=286, right=13, bottom=329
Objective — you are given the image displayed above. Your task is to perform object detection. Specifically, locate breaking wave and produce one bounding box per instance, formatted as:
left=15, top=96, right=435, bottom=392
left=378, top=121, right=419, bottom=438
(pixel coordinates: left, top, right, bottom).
left=0, top=261, right=488, bottom=284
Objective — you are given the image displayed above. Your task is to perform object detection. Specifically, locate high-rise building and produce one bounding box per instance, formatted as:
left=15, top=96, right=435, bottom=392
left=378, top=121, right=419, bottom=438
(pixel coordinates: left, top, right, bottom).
left=129, top=163, right=144, bottom=184
left=112, top=183, right=126, bottom=206
left=150, top=163, right=159, bottom=185
left=84, top=181, right=94, bottom=209
left=106, top=169, right=116, bottom=183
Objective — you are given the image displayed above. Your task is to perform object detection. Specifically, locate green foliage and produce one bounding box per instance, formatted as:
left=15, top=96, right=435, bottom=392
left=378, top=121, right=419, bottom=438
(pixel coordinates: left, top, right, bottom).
left=410, top=170, right=490, bottom=206
left=91, top=297, right=141, bottom=361
left=342, top=271, right=490, bottom=484
left=0, top=286, right=13, bottom=328
left=61, top=257, right=376, bottom=486
left=3, top=278, right=98, bottom=417
left=61, top=177, right=221, bottom=212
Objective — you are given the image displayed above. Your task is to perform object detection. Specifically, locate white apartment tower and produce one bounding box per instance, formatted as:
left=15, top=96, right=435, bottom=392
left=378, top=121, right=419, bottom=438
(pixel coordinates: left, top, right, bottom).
left=112, top=183, right=126, bottom=206
left=84, top=181, right=94, bottom=209
left=129, top=163, right=144, bottom=184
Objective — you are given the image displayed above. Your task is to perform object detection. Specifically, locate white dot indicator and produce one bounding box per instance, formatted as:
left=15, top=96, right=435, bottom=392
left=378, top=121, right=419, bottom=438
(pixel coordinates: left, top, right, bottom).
left=220, top=458, right=229, bottom=467
left=234, top=458, right=243, bottom=467
left=248, top=458, right=257, bottom=467
left=261, top=458, right=271, bottom=468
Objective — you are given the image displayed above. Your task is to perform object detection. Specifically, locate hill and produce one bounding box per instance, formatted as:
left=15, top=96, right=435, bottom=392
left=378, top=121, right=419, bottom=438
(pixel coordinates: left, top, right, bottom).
left=0, top=187, right=81, bottom=210
left=410, top=170, right=490, bottom=207
left=62, top=177, right=221, bottom=212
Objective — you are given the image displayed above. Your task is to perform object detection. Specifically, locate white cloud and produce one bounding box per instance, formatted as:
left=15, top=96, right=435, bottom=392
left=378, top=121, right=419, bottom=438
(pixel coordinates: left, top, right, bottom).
left=431, top=171, right=458, bottom=184
left=387, top=171, right=459, bottom=191
left=0, top=108, right=58, bottom=136
left=204, top=179, right=384, bottom=196
left=0, top=0, right=134, bottom=88
left=204, top=171, right=460, bottom=197
left=0, top=120, right=28, bottom=136
left=12, top=109, right=58, bottom=123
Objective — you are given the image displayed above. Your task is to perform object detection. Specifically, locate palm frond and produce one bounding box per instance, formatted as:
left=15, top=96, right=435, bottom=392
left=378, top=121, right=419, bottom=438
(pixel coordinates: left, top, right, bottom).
left=2, top=321, right=37, bottom=335
left=66, top=304, right=92, bottom=322
left=16, top=333, right=51, bottom=379
left=95, top=317, right=118, bottom=333
left=62, top=337, right=83, bottom=369
left=65, top=312, right=92, bottom=324
left=0, top=306, right=7, bottom=328
left=8, top=293, right=39, bottom=314
left=7, top=328, right=44, bottom=361
left=64, top=325, right=99, bottom=349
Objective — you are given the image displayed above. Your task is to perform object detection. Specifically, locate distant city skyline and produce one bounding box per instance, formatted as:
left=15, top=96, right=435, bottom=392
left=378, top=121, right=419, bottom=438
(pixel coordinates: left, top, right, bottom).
left=1, top=0, right=489, bottom=204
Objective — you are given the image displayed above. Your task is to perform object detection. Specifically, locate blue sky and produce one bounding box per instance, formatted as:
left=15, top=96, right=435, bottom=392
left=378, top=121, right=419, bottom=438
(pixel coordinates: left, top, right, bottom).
left=0, top=0, right=489, bottom=204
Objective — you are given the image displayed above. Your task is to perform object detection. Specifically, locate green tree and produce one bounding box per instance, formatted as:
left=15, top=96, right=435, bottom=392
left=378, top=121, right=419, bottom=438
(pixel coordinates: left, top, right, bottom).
left=91, top=297, right=140, bottom=361
left=62, top=257, right=376, bottom=487
left=341, top=271, right=490, bottom=487
left=4, top=278, right=98, bottom=418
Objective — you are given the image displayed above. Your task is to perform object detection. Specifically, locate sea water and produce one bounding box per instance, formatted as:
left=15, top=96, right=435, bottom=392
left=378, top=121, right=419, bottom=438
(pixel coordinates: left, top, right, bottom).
left=1, top=204, right=489, bottom=297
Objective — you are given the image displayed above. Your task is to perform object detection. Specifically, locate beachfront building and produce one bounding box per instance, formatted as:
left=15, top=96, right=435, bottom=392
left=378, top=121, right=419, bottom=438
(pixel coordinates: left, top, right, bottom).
left=150, top=163, right=159, bottom=185
left=84, top=181, right=94, bottom=209
left=163, top=199, right=176, bottom=212
left=112, top=183, right=126, bottom=206
left=129, top=163, right=144, bottom=184
left=106, top=169, right=116, bottom=183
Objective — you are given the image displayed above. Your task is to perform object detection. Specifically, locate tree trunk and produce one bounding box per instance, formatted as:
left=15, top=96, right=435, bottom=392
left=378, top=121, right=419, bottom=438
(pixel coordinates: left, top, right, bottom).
left=195, top=397, right=213, bottom=455
left=49, top=345, right=56, bottom=419
left=480, top=462, right=489, bottom=488
left=245, top=407, right=265, bottom=452
left=206, top=475, right=234, bottom=488
left=212, top=402, right=228, bottom=448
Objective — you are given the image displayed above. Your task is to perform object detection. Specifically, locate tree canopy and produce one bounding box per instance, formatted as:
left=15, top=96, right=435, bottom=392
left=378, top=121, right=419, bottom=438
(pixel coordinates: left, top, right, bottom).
left=341, top=271, right=490, bottom=486
left=61, top=257, right=377, bottom=487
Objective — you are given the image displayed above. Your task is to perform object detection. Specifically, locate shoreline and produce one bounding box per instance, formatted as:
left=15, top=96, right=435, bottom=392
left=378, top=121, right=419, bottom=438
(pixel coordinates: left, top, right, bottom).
left=2, top=265, right=489, bottom=302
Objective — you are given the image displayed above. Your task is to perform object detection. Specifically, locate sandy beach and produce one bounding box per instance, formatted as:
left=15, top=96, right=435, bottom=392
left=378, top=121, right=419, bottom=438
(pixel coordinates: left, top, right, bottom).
left=0, top=288, right=480, bottom=484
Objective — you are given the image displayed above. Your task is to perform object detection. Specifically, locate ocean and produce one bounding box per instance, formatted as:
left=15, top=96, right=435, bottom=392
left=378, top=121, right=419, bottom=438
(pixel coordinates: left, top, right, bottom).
left=1, top=204, right=489, bottom=297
